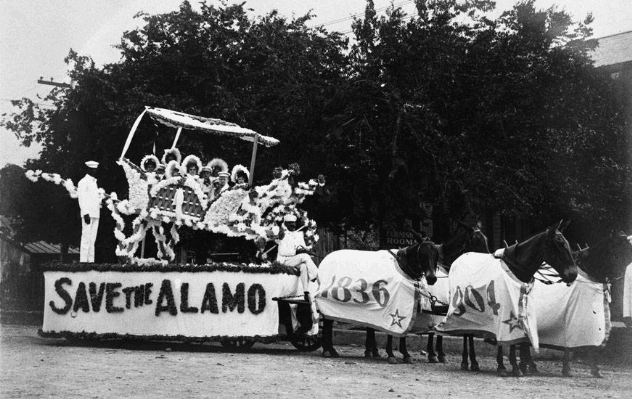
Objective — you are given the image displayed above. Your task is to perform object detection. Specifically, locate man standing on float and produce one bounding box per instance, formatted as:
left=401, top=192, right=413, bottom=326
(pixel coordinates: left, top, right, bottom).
left=77, top=161, right=102, bottom=262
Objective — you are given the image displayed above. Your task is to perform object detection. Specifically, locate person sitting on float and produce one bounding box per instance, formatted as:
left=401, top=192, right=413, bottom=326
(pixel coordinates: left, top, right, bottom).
left=209, top=158, right=228, bottom=181
left=213, top=171, right=231, bottom=197
left=275, top=214, right=318, bottom=304
left=199, top=163, right=214, bottom=196
left=231, top=164, right=250, bottom=190
left=165, top=160, right=183, bottom=179
left=162, top=148, right=182, bottom=166
left=182, top=154, right=202, bottom=179
left=140, top=154, right=160, bottom=184
left=155, top=164, right=166, bottom=180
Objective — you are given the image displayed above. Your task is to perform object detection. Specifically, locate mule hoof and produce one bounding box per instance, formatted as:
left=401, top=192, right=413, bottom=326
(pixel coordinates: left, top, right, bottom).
left=372, top=350, right=382, bottom=358
left=591, top=371, right=604, bottom=379
left=428, top=355, right=438, bottom=363
left=497, top=368, right=509, bottom=377
left=388, top=357, right=398, bottom=365
left=461, top=362, right=469, bottom=371
left=529, top=364, right=540, bottom=375
left=364, top=351, right=372, bottom=358
left=471, top=361, right=480, bottom=372
left=322, top=349, right=340, bottom=358
left=511, top=368, right=523, bottom=377
left=519, top=362, right=529, bottom=376
left=438, top=355, right=446, bottom=363
left=403, top=356, right=413, bottom=364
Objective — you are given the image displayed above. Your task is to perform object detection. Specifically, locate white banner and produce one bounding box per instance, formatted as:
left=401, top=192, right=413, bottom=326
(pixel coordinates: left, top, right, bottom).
left=314, top=250, right=421, bottom=337
left=533, top=267, right=610, bottom=349
left=42, top=269, right=300, bottom=338
left=435, top=253, right=539, bottom=349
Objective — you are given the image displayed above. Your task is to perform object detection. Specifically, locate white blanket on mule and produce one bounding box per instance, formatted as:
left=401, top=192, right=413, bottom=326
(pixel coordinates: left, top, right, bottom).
left=435, top=252, right=539, bottom=350
left=533, top=267, right=610, bottom=349
left=314, top=249, right=422, bottom=337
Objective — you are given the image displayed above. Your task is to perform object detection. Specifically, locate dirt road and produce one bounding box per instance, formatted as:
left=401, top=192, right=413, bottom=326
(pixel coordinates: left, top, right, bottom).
left=2, top=323, right=631, bottom=398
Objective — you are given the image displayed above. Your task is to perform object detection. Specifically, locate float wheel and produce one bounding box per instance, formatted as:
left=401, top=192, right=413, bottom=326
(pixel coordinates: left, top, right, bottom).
left=220, top=337, right=255, bottom=350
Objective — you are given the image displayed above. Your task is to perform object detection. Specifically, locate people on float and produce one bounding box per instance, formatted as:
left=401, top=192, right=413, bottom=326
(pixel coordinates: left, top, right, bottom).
left=213, top=171, right=231, bottom=197
left=155, top=164, right=166, bottom=180
left=209, top=158, right=228, bottom=181
left=275, top=214, right=318, bottom=303
left=231, top=164, right=250, bottom=190
left=182, top=154, right=202, bottom=180
left=140, top=154, right=160, bottom=184
left=165, top=160, right=183, bottom=179
left=162, top=148, right=182, bottom=166
left=77, top=161, right=102, bottom=263
left=199, top=163, right=214, bottom=196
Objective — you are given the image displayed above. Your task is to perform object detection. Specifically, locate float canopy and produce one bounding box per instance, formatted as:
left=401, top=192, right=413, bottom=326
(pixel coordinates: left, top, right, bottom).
left=146, top=107, right=279, bottom=147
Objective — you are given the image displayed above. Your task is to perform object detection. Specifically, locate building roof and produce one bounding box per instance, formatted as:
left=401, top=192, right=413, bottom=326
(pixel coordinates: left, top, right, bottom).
left=592, top=30, right=632, bottom=68
left=23, top=241, right=80, bottom=255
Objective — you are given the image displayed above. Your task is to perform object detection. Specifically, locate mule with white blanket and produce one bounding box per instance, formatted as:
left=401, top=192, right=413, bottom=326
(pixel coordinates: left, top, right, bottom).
left=506, top=233, right=632, bottom=377
left=316, top=237, right=438, bottom=361
left=436, top=221, right=577, bottom=376
left=421, top=223, right=490, bottom=369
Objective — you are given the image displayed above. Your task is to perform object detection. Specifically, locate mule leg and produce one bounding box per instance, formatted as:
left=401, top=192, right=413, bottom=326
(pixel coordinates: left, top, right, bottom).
left=437, top=335, right=446, bottom=363
left=400, top=337, right=413, bottom=364
left=509, top=344, right=523, bottom=377
left=468, top=336, right=479, bottom=371
left=386, top=335, right=398, bottom=364
left=365, top=328, right=381, bottom=358
left=320, top=318, right=340, bottom=358
left=497, top=346, right=509, bottom=377
left=588, top=348, right=603, bottom=378
left=562, top=349, right=572, bottom=377
left=518, top=343, right=537, bottom=375
left=461, top=336, right=469, bottom=370
left=427, top=333, right=438, bottom=363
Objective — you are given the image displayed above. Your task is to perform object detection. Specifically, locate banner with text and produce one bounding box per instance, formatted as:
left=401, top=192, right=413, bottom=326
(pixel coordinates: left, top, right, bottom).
left=42, top=269, right=300, bottom=338
left=435, top=252, right=539, bottom=349
left=315, top=250, right=421, bottom=337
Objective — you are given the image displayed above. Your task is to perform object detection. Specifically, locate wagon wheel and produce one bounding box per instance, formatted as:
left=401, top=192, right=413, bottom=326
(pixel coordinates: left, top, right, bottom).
left=220, top=337, right=255, bottom=350
left=290, top=334, right=321, bottom=352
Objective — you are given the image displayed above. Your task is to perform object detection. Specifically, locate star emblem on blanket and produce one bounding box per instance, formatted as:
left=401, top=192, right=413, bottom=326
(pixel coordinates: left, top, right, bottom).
left=389, top=309, right=406, bottom=328
left=502, top=311, right=523, bottom=333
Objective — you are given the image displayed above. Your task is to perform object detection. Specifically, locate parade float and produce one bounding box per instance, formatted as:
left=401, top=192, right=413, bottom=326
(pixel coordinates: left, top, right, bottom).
left=30, top=107, right=324, bottom=350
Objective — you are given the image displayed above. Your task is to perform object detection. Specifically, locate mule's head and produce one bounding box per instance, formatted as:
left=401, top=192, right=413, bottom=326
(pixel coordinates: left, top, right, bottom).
left=469, top=225, right=490, bottom=254
left=576, top=232, right=632, bottom=282
left=544, top=220, right=577, bottom=284
left=409, top=230, right=439, bottom=285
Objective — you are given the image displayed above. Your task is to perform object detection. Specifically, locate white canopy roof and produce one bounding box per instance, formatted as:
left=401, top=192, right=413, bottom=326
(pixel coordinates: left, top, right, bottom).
left=146, top=107, right=279, bottom=147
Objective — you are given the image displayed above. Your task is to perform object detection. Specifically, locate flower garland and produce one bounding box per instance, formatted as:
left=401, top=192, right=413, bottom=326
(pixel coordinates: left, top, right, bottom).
left=41, top=261, right=300, bottom=274
left=118, top=159, right=150, bottom=211
left=25, top=169, right=79, bottom=199
left=38, top=329, right=284, bottom=345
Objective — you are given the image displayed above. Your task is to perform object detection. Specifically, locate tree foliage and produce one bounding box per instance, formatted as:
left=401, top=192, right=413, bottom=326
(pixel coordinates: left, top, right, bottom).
left=1, top=0, right=630, bottom=252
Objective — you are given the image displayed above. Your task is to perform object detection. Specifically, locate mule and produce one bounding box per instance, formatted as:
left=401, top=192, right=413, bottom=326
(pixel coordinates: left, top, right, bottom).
left=437, top=220, right=577, bottom=376
left=501, top=232, right=632, bottom=378
left=319, top=235, right=439, bottom=361
left=423, top=223, right=490, bottom=369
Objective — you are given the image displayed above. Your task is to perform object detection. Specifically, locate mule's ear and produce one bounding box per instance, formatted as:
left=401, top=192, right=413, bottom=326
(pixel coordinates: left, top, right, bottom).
left=457, top=220, right=475, bottom=232
left=410, top=228, right=425, bottom=243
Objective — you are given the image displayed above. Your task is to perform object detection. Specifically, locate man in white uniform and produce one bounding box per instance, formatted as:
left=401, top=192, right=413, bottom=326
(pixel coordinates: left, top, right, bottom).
left=77, top=161, right=102, bottom=262
left=276, top=214, right=318, bottom=302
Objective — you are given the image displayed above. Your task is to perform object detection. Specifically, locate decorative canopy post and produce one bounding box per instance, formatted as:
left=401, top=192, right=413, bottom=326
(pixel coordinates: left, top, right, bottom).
left=248, top=133, right=259, bottom=186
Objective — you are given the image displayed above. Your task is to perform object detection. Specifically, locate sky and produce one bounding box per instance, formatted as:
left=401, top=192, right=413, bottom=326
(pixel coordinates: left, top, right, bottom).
left=1, top=0, right=631, bottom=168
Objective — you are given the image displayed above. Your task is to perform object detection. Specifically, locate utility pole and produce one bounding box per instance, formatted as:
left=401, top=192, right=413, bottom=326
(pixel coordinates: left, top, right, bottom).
left=37, top=77, right=72, bottom=89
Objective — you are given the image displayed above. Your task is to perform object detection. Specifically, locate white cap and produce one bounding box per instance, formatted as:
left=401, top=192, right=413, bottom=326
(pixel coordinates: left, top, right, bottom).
left=85, top=161, right=99, bottom=168
left=284, top=214, right=297, bottom=222
left=218, top=171, right=230, bottom=177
